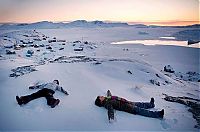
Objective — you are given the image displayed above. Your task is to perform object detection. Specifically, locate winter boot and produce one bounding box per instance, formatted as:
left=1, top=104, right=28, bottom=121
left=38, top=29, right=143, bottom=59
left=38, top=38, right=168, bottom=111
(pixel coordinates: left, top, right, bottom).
left=51, top=99, right=60, bottom=108
left=159, top=109, right=164, bottom=118
left=150, top=98, right=155, bottom=107
left=16, top=96, right=23, bottom=105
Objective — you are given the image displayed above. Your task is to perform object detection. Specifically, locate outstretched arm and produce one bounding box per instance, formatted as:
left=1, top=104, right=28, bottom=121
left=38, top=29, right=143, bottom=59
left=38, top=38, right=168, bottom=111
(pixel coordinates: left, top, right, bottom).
left=29, top=84, right=43, bottom=89
left=56, top=86, right=69, bottom=95
left=107, top=103, right=115, bottom=122
left=106, top=90, right=114, bottom=121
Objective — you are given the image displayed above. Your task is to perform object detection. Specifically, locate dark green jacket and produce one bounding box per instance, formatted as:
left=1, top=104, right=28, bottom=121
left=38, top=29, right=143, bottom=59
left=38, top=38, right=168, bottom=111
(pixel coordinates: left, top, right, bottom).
left=102, top=96, right=135, bottom=120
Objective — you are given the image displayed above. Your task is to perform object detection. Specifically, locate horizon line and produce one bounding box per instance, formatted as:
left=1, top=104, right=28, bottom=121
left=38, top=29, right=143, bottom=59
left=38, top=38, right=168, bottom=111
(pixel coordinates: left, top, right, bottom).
left=0, top=20, right=199, bottom=26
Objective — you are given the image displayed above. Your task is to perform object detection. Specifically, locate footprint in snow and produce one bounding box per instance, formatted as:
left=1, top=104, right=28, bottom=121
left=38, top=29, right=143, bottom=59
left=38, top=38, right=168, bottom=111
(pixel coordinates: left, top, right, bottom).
left=160, top=118, right=178, bottom=129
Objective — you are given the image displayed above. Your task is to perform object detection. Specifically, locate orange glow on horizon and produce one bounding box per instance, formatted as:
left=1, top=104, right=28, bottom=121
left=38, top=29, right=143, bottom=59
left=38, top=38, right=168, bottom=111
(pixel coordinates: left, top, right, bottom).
left=0, top=0, right=199, bottom=26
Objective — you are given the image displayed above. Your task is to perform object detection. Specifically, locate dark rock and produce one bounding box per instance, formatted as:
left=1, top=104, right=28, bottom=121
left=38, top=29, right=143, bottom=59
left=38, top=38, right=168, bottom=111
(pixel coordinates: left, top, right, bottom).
left=127, top=70, right=132, bottom=74
left=19, top=44, right=27, bottom=48
left=39, top=44, right=45, bottom=47
left=46, top=46, right=52, bottom=49
left=6, top=50, right=16, bottom=55
left=4, top=45, right=13, bottom=48
left=48, top=40, right=56, bottom=43
left=14, top=45, right=21, bottom=50
left=123, top=48, right=129, bottom=51
left=26, top=54, right=32, bottom=57
left=57, top=40, right=66, bottom=42
left=163, top=93, right=200, bottom=129
left=50, top=56, right=97, bottom=63
left=50, top=49, right=55, bottom=52
left=73, top=40, right=81, bottom=43
left=84, top=41, right=88, bottom=44
left=33, top=44, right=39, bottom=48
left=188, top=40, right=200, bottom=45
left=33, top=38, right=42, bottom=41
left=94, top=62, right=102, bottom=65
left=59, top=48, right=64, bottom=50
left=10, top=65, right=37, bottom=78
left=23, top=34, right=29, bottom=37
left=156, top=74, right=161, bottom=78
left=9, top=73, right=16, bottom=77
left=30, top=44, right=34, bottom=47
left=187, top=71, right=197, bottom=76
left=87, top=46, right=93, bottom=49
left=74, top=47, right=83, bottom=51
left=165, top=80, right=172, bottom=84
left=150, top=79, right=160, bottom=86
left=164, top=65, right=175, bottom=73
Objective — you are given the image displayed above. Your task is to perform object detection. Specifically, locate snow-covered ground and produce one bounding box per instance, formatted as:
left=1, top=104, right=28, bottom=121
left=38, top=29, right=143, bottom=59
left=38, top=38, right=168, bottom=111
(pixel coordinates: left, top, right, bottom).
left=0, top=26, right=199, bottom=131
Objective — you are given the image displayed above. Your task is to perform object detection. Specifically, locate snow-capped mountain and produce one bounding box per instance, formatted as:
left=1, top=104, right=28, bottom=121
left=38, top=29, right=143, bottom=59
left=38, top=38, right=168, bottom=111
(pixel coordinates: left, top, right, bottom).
left=0, top=20, right=130, bottom=29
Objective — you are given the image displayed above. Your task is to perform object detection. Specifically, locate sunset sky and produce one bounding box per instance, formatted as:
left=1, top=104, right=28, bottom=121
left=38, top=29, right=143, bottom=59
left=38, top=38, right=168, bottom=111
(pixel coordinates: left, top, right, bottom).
left=0, top=0, right=199, bottom=26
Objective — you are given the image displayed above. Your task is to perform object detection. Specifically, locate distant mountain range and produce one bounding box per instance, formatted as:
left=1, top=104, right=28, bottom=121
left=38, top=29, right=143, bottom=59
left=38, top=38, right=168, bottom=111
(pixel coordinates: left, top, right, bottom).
left=0, top=20, right=199, bottom=29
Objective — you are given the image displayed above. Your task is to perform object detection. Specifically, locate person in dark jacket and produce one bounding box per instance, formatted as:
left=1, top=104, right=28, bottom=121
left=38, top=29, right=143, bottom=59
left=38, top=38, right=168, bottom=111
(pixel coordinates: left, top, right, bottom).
left=95, top=90, right=164, bottom=121
left=16, top=80, right=69, bottom=108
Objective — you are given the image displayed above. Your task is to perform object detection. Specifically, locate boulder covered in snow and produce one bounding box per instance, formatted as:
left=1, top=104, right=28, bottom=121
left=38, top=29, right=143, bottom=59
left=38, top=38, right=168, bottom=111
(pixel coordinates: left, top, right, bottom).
left=9, top=65, right=37, bottom=77
left=164, top=65, right=175, bottom=73
left=46, top=46, right=52, bottom=50
left=6, top=50, right=16, bottom=54
left=4, top=45, right=13, bottom=48
left=163, top=93, right=200, bottom=129
left=149, top=79, right=160, bottom=86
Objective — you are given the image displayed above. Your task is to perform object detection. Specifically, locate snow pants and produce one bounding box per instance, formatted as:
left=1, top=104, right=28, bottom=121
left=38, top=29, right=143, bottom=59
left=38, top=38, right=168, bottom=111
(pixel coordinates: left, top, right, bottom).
left=133, top=102, right=161, bottom=118
left=20, top=88, right=57, bottom=106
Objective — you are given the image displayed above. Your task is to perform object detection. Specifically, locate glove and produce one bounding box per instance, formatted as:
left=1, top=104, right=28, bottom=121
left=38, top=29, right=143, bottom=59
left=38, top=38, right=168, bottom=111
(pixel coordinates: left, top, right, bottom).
left=107, top=90, right=112, bottom=97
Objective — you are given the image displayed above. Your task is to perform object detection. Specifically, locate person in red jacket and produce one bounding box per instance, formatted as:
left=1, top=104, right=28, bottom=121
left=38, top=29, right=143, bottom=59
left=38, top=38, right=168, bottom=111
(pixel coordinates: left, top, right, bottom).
left=95, top=90, right=164, bottom=121
left=16, top=80, right=69, bottom=108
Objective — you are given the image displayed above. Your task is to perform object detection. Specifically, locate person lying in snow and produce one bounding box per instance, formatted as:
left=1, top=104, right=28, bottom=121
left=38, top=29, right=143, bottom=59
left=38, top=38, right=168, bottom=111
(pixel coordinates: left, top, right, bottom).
left=95, top=90, right=164, bottom=122
left=16, top=80, right=69, bottom=108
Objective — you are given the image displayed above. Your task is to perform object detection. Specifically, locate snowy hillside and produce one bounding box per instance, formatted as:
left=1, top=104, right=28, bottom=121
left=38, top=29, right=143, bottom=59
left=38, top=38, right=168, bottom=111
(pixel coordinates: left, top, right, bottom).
left=0, top=26, right=199, bottom=131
